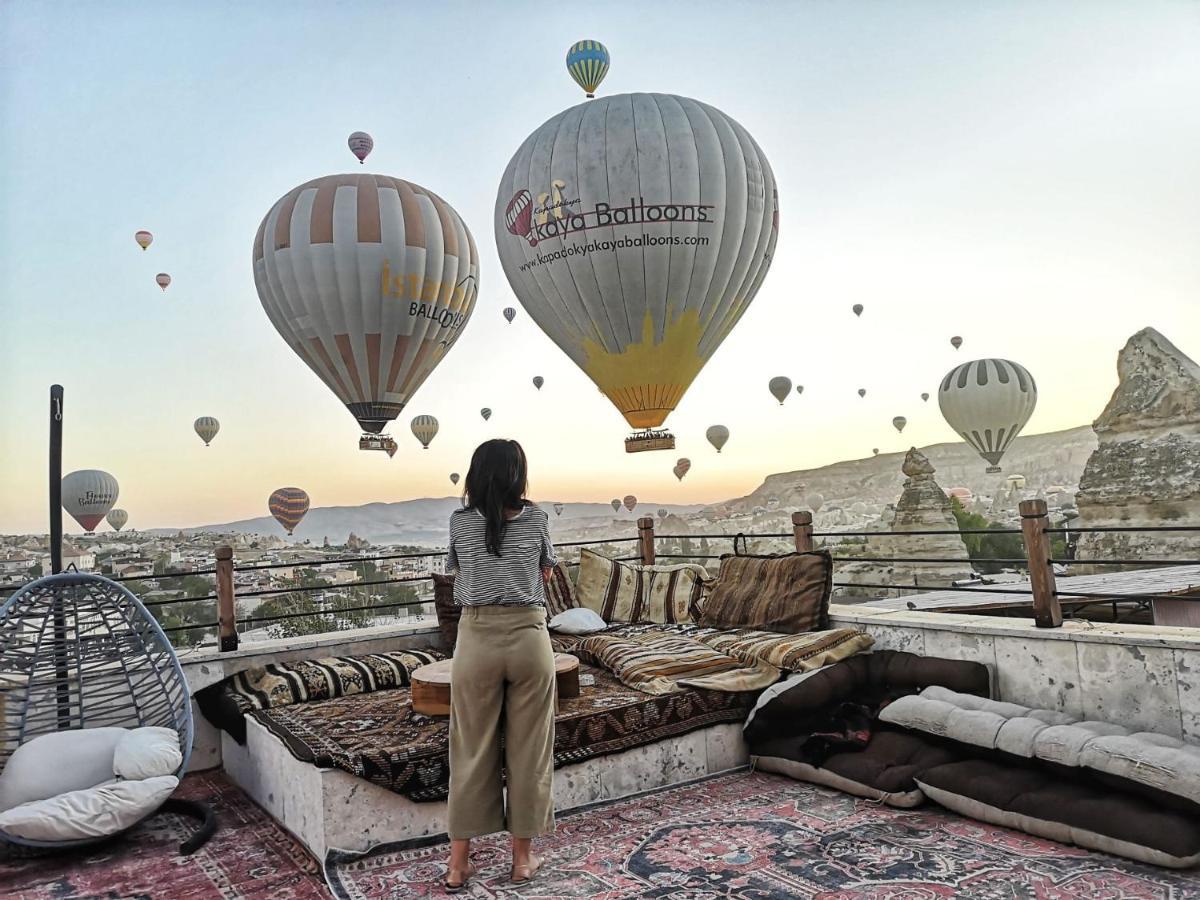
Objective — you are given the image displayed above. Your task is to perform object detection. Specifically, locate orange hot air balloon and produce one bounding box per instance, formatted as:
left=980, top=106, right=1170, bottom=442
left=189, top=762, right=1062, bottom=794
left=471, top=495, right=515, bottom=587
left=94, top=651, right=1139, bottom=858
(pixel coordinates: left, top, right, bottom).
left=156, top=273, right=171, bottom=291
left=269, top=487, right=310, bottom=535
left=135, top=230, right=153, bottom=250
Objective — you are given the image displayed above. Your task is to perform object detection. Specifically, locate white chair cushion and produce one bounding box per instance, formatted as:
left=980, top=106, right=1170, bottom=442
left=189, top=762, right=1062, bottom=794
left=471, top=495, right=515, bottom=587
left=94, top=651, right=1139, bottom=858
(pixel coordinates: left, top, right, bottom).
left=113, top=727, right=182, bottom=780
left=0, top=727, right=128, bottom=812
left=0, top=774, right=178, bottom=842
left=549, top=607, right=608, bottom=634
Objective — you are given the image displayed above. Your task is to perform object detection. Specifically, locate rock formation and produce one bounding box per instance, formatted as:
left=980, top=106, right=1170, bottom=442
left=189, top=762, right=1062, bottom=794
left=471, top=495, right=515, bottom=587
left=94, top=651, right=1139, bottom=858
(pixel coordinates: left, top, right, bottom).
left=1075, top=328, right=1200, bottom=565
left=835, top=448, right=974, bottom=598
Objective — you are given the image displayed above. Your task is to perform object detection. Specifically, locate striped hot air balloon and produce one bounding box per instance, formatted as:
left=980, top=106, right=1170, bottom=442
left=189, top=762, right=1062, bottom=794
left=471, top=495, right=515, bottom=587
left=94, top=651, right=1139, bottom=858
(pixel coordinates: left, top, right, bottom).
left=566, top=40, right=610, bottom=98
left=62, top=470, right=118, bottom=533
left=480, top=407, right=492, bottom=421
left=410, top=414, right=438, bottom=449
left=939, top=358, right=1037, bottom=473
left=269, top=487, right=310, bottom=535
left=496, top=94, right=778, bottom=435
left=106, top=508, right=129, bottom=531
left=254, top=174, right=479, bottom=440
left=135, top=230, right=153, bottom=250
left=156, top=273, right=171, bottom=291
left=194, top=416, right=220, bottom=446
left=503, top=306, right=517, bottom=324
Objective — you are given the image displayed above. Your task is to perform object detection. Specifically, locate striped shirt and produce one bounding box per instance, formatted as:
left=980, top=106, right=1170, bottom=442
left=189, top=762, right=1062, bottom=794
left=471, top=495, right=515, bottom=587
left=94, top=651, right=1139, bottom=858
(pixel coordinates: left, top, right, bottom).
left=446, top=505, right=557, bottom=607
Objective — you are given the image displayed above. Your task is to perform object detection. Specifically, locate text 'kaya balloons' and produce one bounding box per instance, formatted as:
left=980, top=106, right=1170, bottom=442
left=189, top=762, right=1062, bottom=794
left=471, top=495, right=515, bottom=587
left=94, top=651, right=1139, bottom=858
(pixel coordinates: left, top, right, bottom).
left=255, top=175, right=479, bottom=441
left=495, top=94, right=778, bottom=436
left=62, top=470, right=118, bottom=533
left=269, top=487, right=310, bottom=535
left=938, top=359, right=1037, bottom=473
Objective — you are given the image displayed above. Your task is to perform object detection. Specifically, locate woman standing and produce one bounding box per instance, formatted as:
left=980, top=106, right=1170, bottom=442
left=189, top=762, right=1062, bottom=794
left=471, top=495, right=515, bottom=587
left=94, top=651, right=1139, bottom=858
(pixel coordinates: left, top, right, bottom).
left=444, top=439, right=557, bottom=892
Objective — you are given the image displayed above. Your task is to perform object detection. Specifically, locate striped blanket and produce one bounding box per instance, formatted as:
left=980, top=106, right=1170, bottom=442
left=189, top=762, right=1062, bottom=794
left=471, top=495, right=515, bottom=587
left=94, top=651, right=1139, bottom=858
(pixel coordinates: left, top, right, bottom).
left=574, top=624, right=874, bottom=696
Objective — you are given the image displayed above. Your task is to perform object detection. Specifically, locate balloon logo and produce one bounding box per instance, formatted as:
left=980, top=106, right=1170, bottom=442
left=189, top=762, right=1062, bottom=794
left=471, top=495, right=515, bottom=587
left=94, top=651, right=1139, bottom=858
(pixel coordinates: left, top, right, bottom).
left=348, top=131, right=374, bottom=164
left=503, top=191, right=535, bottom=246
left=269, top=487, right=310, bottom=535
left=135, top=230, right=153, bottom=251
left=565, top=39, right=610, bottom=98
left=156, top=273, right=171, bottom=291
left=194, top=416, right=220, bottom=446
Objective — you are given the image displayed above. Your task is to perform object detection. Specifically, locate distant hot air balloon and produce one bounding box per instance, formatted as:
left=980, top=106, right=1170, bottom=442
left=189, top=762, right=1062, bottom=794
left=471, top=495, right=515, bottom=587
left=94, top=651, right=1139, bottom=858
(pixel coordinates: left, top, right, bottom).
left=796, top=385, right=804, bottom=396
left=503, top=307, right=516, bottom=324
left=450, top=472, right=460, bottom=485
left=480, top=407, right=492, bottom=421
left=657, top=507, right=668, bottom=518
left=872, top=448, right=879, bottom=456
left=565, top=40, right=610, bottom=98
left=553, top=502, right=564, bottom=516
left=106, top=508, right=129, bottom=532
left=347, top=131, right=374, bottom=164
left=892, top=416, right=907, bottom=433
left=921, top=392, right=930, bottom=402
left=623, top=494, right=637, bottom=513
left=857, top=388, right=866, bottom=398
left=254, top=174, right=479, bottom=444
left=495, top=94, right=778, bottom=441
left=706, top=424, right=729, bottom=453
left=62, top=470, right=118, bottom=533
left=769, top=376, right=792, bottom=405
left=385, top=443, right=398, bottom=458
left=674, top=457, right=692, bottom=481
left=194, top=416, right=220, bottom=446
left=951, top=336, right=963, bottom=350
left=938, top=358, right=1037, bottom=473
left=532, top=376, right=544, bottom=390
left=852, top=304, right=863, bottom=317
left=610, top=498, right=621, bottom=513
left=134, top=230, right=153, bottom=251
left=805, top=491, right=824, bottom=513
left=410, top=415, right=438, bottom=449
left=156, top=273, right=171, bottom=291
left=269, top=487, right=310, bottom=535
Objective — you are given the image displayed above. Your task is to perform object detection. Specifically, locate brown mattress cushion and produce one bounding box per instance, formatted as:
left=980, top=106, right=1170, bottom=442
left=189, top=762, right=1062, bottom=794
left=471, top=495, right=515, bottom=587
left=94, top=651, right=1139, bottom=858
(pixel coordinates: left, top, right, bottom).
left=699, top=551, right=832, bottom=633
left=917, top=758, right=1200, bottom=868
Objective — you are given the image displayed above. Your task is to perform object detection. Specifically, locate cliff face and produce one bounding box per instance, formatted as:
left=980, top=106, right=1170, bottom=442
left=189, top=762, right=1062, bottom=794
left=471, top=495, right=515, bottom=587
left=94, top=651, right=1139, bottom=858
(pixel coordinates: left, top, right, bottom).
left=836, top=448, right=974, bottom=597
left=1076, top=328, right=1200, bottom=563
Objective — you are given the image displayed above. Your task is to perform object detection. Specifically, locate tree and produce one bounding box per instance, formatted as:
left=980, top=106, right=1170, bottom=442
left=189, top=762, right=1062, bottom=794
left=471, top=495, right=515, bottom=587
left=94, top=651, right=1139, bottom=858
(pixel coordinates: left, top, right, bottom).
left=950, top=497, right=1032, bottom=575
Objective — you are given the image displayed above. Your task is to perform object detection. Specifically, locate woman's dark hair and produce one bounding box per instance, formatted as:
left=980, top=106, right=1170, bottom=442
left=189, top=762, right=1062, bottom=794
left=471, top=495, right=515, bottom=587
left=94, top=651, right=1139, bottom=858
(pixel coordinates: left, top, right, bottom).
left=463, top=439, right=529, bottom=556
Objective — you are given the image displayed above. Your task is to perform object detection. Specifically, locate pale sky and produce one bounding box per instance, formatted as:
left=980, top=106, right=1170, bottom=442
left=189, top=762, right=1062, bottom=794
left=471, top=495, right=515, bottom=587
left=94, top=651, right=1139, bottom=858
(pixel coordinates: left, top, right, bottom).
left=2, top=1, right=1198, bottom=534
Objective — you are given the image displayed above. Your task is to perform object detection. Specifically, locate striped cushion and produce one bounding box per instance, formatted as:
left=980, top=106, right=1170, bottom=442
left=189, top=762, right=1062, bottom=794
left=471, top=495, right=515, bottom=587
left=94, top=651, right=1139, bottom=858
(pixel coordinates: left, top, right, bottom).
left=577, top=631, right=780, bottom=695
left=692, top=627, right=875, bottom=672
left=544, top=561, right=577, bottom=617
left=699, top=551, right=833, bottom=634
left=575, top=549, right=708, bottom=624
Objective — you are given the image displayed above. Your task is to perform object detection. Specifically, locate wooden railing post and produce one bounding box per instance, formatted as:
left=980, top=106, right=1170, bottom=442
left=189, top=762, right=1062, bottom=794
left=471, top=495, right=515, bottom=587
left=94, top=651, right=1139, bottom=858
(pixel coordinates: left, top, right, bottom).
left=792, top=511, right=814, bottom=553
left=1019, top=499, right=1062, bottom=628
left=215, top=546, right=239, bottom=651
left=637, top=516, right=656, bottom=566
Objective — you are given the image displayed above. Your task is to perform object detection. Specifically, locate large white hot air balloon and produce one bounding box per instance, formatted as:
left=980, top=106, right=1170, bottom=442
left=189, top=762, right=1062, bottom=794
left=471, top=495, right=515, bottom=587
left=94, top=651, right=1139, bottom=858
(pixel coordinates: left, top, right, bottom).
left=62, top=470, right=119, bottom=533
left=106, top=508, right=129, bottom=531
left=254, top=174, right=478, bottom=444
left=938, top=358, right=1037, bottom=473
left=706, top=424, right=729, bottom=453
left=495, top=93, right=778, bottom=442
left=411, top=414, right=438, bottom=449
left=194, top=416, right=220, bottom=446
left=768, top=376, right=792, bottom=405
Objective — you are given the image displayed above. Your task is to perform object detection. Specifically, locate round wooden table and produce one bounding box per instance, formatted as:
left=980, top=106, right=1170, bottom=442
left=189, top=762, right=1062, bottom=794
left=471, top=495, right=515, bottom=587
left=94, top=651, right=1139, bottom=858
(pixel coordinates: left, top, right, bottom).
left=411, top=653, right=581, bottom=717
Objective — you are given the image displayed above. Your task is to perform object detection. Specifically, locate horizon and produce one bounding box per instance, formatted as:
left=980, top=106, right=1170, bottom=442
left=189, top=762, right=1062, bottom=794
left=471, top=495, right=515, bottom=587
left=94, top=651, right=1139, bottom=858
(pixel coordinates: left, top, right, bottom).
left=2, top=2, right=1197, bottom=534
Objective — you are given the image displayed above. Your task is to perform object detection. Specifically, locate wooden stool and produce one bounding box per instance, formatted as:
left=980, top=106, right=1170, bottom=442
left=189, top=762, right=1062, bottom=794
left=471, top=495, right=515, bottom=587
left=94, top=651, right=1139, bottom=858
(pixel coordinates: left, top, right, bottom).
left=411, top=653, right=581, bottom=717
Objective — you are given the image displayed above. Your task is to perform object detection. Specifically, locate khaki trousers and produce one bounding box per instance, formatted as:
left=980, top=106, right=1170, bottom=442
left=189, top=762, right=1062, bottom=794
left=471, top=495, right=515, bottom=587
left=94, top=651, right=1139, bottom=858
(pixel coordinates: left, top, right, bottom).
left=447, top=605, right=556, bottom=839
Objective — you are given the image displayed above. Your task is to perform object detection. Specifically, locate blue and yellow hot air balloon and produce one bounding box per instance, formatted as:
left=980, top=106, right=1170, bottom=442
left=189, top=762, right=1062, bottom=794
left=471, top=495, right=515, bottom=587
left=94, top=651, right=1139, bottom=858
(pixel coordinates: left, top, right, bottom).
left=566, top=40, right=609, bottom=98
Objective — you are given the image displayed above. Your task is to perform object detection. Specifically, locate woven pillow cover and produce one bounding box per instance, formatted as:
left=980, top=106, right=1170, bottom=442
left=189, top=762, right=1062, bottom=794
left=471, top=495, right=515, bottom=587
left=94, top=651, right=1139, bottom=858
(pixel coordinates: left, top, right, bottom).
left=575, top=548, right=709, bottom=624
left=699, top=550, right=833, bottom=634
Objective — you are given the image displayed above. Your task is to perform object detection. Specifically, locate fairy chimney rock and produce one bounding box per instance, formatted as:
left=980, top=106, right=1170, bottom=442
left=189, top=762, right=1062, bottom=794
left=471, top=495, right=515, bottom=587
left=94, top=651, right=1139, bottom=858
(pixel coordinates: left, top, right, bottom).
left=1076, top=328, right=1200, bottom=565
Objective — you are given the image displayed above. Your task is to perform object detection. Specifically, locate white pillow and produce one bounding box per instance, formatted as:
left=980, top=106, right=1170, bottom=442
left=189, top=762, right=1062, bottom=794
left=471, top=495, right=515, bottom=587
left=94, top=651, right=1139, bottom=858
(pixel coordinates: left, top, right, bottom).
left=113, top=727, right=182, bottom=780
left=0, top=775, right=178, bottom=842
left=549, top=607, right=608, bottom=634
left=0, top=727, right=128, bottom=812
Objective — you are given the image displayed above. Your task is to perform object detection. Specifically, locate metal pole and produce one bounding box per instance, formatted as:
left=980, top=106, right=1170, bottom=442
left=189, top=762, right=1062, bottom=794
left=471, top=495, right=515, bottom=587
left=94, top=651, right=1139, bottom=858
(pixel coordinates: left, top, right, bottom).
left=49, top=385, right=63, bottom=574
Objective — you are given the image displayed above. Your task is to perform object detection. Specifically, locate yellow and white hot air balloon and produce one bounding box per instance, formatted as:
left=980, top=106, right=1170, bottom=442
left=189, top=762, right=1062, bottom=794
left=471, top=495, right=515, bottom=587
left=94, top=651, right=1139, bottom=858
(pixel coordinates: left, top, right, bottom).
left=410, top=414, right=438, bottom=449
left=938, top=358, right=1037, bottom=473
left=495, top=94, right=778, bottom=446
left=62, top=470, right=119, bottom=533
left=194, top=416, right=220, bottom=446
left=254, top=174, right=479, bottom=444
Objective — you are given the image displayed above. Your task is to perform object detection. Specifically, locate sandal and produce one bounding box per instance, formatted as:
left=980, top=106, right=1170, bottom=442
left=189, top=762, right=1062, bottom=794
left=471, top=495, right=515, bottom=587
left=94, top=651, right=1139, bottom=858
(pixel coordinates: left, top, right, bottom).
left=444, top=862, right=475, bottom=893
left=511, top=853, right=543, bottom=883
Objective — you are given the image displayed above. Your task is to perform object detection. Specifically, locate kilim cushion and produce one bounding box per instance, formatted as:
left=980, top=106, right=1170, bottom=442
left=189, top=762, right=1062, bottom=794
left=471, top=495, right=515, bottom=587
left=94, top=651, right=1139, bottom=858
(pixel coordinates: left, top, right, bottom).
left=575, top=549, right=708, bottom=624
left=640, top=563, right=711, bottom=624
left=544, top=561, right=578, bottom=617
left=576, top=548, right=641, bottom=622
left=576, top=630, right=780, bottom=695
left=699, top=550, right=833, bottom=634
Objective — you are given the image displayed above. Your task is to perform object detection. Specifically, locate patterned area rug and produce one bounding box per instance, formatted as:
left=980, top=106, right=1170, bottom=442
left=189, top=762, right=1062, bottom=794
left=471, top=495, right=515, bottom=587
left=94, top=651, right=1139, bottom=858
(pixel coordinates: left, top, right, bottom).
left=0, top=772, right=324, bottom=900
left=326, top=769, right=1200, bottom=899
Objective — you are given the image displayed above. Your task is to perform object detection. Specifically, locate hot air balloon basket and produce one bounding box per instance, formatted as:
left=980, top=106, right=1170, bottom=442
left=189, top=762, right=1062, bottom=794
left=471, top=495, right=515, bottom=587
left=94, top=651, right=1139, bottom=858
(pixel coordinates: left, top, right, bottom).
left=986, top=466, right=1002, bottom=474
left=358, top=434, right=397, bottom=454
left=625, top=430, right=675, bottom=453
